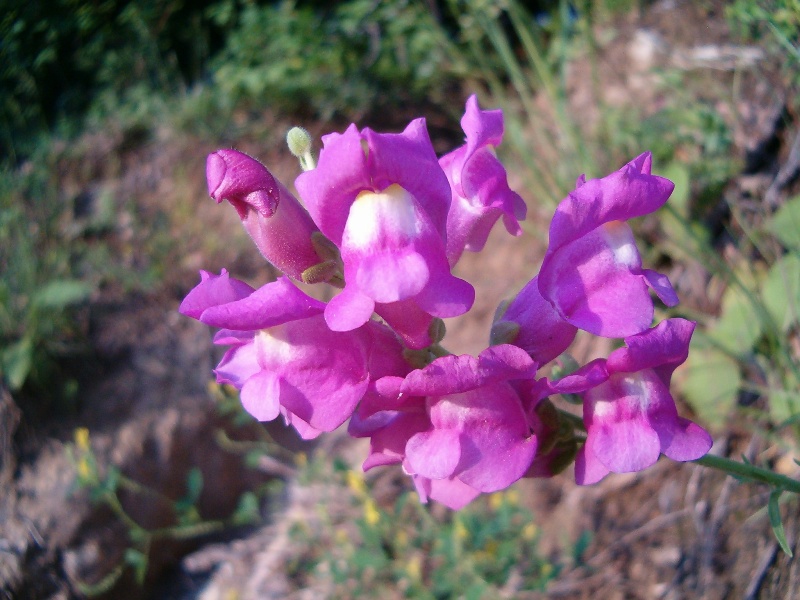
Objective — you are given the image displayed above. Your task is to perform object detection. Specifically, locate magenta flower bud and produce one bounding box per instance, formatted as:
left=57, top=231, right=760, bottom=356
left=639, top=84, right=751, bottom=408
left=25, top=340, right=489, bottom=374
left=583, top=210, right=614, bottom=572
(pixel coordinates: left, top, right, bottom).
left=207, top=149, right=322, bottom=280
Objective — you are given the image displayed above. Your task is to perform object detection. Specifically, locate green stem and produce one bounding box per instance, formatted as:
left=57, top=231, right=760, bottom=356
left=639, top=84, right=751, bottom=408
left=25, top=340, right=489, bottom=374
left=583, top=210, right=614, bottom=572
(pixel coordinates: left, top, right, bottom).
left=556, top=408, right=585, bottom=432
left=693, top=454, right=800, bottom=495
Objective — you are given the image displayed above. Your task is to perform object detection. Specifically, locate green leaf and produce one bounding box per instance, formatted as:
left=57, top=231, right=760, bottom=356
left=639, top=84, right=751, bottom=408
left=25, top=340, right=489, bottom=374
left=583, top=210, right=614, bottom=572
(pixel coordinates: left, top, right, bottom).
left=184, top=467, right=203, bottom=505
left=1, top=336, right=33, bottom=390
left=174, top=467, right=204, bottom=517
left=768, top=195, right=800, bottom=250
left=124, top=548, right=149, bottom=584
left=232, top=492, right=260, bottom=525
left=31, top=279, right=92, bottom=309
left=769, top=388, right=800, bottom=425
left=680, top=347, right=741, bottom=425
left=768, top=490, right=793, bottom=556
left=661, top=162, right=691, bottom=216
left=762, top=253, right=800, bottom=333
left=104, top=466, right=121, bottom=495
left=708, top=284, right=762, bottom=355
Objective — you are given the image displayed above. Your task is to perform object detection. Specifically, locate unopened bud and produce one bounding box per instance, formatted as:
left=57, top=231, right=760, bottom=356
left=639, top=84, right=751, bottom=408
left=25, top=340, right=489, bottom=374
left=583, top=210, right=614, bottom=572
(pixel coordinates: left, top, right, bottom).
left=206, top=149, right=322, bottom=280
left=286, top=127, right=315, bottom=171
left=310, top=231, right=341, bottom=263
left=428, top=318, right=446, bottom=344
left=301, top=260, right=341, bottom=285
left=489, top=320, right=519, bottom=346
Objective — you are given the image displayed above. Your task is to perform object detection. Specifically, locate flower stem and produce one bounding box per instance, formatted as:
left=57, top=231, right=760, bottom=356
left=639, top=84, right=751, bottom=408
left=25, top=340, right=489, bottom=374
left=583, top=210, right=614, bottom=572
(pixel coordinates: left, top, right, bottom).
left=693, top=454, right=800, bottom=494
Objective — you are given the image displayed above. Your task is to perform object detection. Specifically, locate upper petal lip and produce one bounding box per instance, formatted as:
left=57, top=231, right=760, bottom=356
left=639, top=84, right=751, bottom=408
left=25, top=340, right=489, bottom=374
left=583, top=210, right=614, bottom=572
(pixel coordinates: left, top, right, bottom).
left=206, top=152, right=227, bottom=200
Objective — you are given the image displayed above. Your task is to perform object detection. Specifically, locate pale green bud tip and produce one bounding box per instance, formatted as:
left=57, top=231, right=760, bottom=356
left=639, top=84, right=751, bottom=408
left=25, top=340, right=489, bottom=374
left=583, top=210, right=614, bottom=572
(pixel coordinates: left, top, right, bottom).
left=286, top=127, right=313, bottom=158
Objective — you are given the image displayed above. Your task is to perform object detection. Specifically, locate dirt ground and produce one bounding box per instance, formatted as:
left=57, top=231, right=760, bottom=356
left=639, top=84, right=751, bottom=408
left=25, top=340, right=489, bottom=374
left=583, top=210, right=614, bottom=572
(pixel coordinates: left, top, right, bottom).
left=2, top=1, right=800, bottom=598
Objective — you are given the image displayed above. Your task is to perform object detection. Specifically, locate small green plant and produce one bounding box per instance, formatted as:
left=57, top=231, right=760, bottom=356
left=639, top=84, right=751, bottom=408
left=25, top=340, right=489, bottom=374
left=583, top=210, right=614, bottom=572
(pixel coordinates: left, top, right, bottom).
left=677, top=193, right=800, bottom=432
left=67, top=425, right=264, bottom=595
left=0, top=162, right=93, bottom=404
left=727, top=0, right=800, bottom=78
left=280, top=456, right=567, bottom=598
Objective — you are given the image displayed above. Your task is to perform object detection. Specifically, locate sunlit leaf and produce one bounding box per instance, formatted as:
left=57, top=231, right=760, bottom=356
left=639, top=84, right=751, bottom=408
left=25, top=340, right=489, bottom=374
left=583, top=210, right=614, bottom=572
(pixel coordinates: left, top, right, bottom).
left=680, top=347, right=741, bottom=425
left=762, top=252, right=800, bottom=332
left=768, top=195, right=800, bottom=250
left=232, top=492, right=260, bottom=525
left=708, top=284, right=763, bottom=355
left=1, top=337, right=33, bottom=390
left=661, top=162, right=691, bottom=216
left=768, top=490, right=793, bottom=557
left=31, top=280, right=92, bottom=309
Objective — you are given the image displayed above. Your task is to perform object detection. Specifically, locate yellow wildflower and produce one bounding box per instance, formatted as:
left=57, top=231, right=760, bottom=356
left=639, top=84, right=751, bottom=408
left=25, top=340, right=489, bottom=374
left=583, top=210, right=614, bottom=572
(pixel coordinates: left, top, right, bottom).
left=405, top=555, right=422, bottom=581
left=522, top=522, right=538, bottom=541
left=364, top=498, right=380, bottom=526
left=74, top=427, right=90, bottom=451
left=346, top=470, right=367, bottom=497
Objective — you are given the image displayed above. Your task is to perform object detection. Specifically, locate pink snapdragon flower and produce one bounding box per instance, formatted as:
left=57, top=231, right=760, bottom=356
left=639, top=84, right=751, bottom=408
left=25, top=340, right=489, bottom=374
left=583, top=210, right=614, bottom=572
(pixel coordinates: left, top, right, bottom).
left=522, top=359, right=608, bottom=478
left=206, top=150, right=323, bottom=281
left=571, top=318, right=713, bottom=485
left=490, top=275, right=578, bottom=366
left=294, top=119, right=474, bottom=348
left=538, top=153, right=679, bottom=337
left=350, top=345, right=539, bottom=509
left=439, top=95, right=527, bottom=266
left=179, top=271, right=406, bottom=439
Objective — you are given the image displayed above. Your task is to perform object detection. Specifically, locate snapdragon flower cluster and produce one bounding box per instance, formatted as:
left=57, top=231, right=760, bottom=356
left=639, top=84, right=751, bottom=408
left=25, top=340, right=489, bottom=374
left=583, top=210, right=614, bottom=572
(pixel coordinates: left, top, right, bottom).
left=180, top=96, right=712, bottom=509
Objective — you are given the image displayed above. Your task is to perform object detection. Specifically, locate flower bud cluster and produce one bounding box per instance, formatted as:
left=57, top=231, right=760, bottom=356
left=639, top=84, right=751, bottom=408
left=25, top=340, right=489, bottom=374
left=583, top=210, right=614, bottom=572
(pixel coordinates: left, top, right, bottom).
left=181, top=95, right=711, bottom=509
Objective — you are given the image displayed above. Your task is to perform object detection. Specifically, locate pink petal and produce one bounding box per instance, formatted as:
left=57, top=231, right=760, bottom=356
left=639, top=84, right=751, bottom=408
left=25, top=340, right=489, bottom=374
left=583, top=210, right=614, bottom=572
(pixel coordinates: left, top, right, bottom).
left=294, top=124, right=370, bottom=244
left=179, top=269, right=255, bottom=319
left=406, top=428, right=462, bottom=479
left=374, top=300, right=434, bottom=349
left=657, top=417, right=713, bottom=462
left=355, top=250, right=429, bottom=303
left=414, top=271, right=475, bottom=318
left=643, top=269, right=679, bottom=307
left=426, top=477, right=482, bottom=510
left=363, top=119, right=452, bottom=239
left=324, top=287, right=375, bottom=332
left=592, top=417, right=661, bottom=473
left=539, top=224, right=654, bottom=337
left=546, top=152, right=674, bottom=252
left=199, top=276, right=325, bottom=330
left=494, top=275, right=578, bottom=365
left=607, top=318, right=695, bottom=384
left=240, top=371, right=281, bottom=422
left=574, top=439, right=610, bottom=485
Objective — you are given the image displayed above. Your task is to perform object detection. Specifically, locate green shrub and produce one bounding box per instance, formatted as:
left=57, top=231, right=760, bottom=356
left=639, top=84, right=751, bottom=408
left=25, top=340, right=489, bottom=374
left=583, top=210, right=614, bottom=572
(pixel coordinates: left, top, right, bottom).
left=209, top=0, right=456, bottom=120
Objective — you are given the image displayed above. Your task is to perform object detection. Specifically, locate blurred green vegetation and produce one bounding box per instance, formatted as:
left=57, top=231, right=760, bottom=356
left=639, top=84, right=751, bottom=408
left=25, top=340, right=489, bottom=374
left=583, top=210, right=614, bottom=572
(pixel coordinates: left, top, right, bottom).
left=283, top=454, right=575, bottom=599
left=68, top=401, right=271, bottom=595
left=0, top=0, right=460, bottom=161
